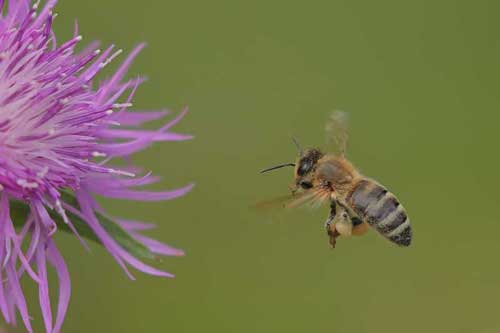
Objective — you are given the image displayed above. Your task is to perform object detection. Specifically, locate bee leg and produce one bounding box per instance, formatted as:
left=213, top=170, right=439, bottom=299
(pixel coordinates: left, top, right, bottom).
left=327, top=223, right=340, bottom=248
left=324, top=215, right=333, bottom=234
left=329, top=200, right=336, bottom=217
left=324, top=200, right=336, bottom=231
left=335, top=198, right=358, bottom=219
left=325, top=201, right=339, bottom=248
left=335, top=212, right=353, bottom=237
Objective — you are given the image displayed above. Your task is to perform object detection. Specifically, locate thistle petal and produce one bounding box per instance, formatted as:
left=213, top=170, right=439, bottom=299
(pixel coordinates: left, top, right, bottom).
left=0, top=1, right=192, bottom=332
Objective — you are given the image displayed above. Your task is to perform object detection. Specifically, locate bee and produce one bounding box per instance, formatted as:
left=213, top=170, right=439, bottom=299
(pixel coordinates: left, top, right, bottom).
left=260, top=111, right=412, bottom=248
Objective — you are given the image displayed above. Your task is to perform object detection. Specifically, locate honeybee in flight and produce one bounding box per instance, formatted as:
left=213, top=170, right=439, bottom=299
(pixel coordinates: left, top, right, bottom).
left=260, top=112, right=412, bottom=248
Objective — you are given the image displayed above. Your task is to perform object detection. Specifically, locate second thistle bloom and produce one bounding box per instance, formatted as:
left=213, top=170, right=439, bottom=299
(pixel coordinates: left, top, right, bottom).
left=0, top=1, right=193, bottom=332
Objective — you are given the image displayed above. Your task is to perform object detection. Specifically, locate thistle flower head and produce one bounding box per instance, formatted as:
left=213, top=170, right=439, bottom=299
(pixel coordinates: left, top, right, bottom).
left=0, top=1, right=192, bottom=332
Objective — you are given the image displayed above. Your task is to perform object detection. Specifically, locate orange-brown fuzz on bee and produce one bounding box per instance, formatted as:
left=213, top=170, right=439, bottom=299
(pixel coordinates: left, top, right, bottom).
left=352, top=222, right=370, bottom=236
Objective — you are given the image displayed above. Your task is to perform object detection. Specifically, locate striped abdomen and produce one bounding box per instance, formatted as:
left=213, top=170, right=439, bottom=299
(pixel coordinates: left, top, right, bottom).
left=346, top=179, right=412, bottom=246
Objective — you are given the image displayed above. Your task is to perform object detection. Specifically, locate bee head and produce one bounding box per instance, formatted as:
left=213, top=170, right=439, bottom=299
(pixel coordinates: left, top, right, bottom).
left=259, top=138, right=323, bottom=191
left=294, top=148, right=323, bottom=189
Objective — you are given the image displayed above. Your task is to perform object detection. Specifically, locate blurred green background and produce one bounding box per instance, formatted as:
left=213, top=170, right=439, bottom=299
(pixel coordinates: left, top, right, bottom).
left=9, top=0, right=500, bottom=332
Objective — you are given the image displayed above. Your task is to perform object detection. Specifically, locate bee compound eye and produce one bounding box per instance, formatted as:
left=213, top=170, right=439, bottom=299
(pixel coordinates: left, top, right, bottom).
left=297, top=160, right=312, bottom=176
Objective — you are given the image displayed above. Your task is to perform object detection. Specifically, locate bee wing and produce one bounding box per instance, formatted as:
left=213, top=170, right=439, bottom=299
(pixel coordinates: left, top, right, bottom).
left=253, top=187, right=331, bottom=213
left=252, top=194, right=297, bottom=212
left=286, top=187, right=331, bottom=209
left=325, top=111, right=349, bottom=157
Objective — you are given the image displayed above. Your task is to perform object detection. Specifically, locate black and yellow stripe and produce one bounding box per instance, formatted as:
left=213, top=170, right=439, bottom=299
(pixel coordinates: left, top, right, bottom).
left=347, top=179, right=412, bottom=246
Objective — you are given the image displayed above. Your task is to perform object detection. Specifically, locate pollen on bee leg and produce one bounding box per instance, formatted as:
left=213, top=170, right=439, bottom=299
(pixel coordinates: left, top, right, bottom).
left=352, top=222, right=369, bottom=236
left=335, top=220, right=352, bottom=237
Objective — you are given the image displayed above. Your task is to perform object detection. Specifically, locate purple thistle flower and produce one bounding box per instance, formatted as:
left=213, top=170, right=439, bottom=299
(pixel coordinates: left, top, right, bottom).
left=0, top=1, right=193, bottom=332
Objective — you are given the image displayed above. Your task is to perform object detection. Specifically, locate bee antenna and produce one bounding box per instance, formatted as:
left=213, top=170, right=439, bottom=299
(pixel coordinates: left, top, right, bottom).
left=260, top=163, right=296, bottom=174
left=292, top=137, right=304, bottom=155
